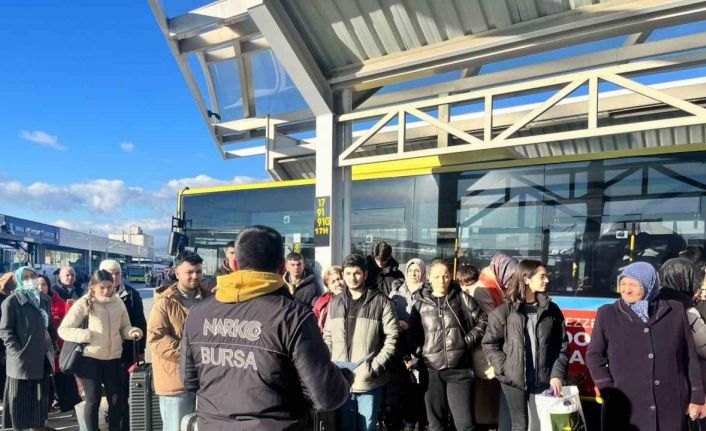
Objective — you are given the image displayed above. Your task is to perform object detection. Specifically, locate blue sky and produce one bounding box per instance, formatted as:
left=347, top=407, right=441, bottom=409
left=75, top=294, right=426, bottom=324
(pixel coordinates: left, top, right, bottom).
left=0, top=1, right=268, bottom=249
left=1, top=2, right=704, bottom=251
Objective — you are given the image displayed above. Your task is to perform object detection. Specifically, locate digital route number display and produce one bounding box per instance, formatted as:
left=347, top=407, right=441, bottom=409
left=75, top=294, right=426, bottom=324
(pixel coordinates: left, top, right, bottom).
left=314, top=196, right=331, bottom=246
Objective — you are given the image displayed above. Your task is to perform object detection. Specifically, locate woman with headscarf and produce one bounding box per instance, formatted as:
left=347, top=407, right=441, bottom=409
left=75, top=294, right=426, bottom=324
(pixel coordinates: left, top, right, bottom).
left=0, top=266, right=56, bottom=430
left=468, top=254, right=518, bottom=429
left=0, top=273, right=17, bottom=401
left=587, top=262, right=705, bottom=431
left=471, top=254, right=518, bottom=313
left=386, top=258, right=428, bottom=431
left=660, top=258, right=706, bottom=424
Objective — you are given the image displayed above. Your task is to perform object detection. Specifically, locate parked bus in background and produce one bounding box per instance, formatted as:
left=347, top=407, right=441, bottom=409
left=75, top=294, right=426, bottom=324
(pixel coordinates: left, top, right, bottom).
left=126, top=264, right=147, bottom=284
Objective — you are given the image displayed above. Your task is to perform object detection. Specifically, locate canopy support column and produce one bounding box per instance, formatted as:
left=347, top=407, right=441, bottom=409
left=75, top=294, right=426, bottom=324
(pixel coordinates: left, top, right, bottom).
left=314, top=90, right=352, bottom=275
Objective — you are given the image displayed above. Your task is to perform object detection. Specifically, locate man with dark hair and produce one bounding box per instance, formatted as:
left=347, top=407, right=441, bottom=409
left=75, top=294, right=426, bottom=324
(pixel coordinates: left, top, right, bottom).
left=284, top=251, right=321, bottom=307
left=456, top=263, right=480, bottom=294
left=181, top=225, right=352, bottom=430
left=148, top=251, right=210, bottom=431
left=324, top=254, right=400, bottom=431
left=365, top=241, right=404, bottom=295
left=215, top=240, right=238, bottom=276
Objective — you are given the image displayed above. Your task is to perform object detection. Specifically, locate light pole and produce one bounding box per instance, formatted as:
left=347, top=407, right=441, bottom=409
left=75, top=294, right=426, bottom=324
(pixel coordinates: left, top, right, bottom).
left=88, top=229, right=93, bottom=275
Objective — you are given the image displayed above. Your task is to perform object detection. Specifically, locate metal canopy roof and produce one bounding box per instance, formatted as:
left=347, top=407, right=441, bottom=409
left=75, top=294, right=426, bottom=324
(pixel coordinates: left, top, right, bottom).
left=149, top=0, right=706, bottom=178
left=281, top=0, right=615, bottom=77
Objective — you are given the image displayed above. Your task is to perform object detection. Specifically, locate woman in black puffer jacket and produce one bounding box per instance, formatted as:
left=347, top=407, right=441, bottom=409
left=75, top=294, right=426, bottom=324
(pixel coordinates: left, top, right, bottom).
left=410, top=258, right=487, bottom=431
left=482, top=259, right=569, bottom=431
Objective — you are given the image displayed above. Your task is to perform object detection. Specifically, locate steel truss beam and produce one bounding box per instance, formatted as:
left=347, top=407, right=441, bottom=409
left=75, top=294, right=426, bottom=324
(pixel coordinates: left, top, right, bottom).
left=338, top=54, right=706, bottom=167
left=360, top=31, right=706, bottom=110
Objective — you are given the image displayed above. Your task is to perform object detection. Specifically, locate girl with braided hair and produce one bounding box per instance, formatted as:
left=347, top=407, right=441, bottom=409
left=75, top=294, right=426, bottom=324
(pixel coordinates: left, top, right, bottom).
left=59, top=270, right=143, bottom=431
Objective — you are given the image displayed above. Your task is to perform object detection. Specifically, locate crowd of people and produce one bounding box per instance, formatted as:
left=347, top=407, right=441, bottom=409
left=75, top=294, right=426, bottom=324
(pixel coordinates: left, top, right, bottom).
left=3, top=229, right=706, bottom=431
left=0, top=263, right=146, bottom=431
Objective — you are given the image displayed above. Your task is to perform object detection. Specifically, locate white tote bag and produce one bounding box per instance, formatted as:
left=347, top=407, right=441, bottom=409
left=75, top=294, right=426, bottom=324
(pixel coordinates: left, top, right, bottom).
left=534, top=385, right=587, bottom=431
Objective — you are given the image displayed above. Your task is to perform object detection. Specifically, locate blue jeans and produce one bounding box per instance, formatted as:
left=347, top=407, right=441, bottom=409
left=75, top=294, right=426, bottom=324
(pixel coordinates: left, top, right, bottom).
left=159, top=392, right=196, bottom=431
left=340, top=387, right=383, bottom=431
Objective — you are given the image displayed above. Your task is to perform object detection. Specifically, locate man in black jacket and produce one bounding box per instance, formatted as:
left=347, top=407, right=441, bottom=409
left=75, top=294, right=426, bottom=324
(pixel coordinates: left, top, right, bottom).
left=181, top=226, right=352, bottom=431
left=283, top=252, right=320, bottom=307
left=365, top=241, right=404, bottom=295
left=52, top=266, right=84, bottom=301
left=99, top=259, right=147, bottom=431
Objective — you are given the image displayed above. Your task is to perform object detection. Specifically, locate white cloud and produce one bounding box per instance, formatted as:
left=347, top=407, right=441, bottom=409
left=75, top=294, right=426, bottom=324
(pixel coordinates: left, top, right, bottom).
left=0, top=174, right=264, bottom=216
left=154, top=174, right=262, bottom=199
left=0, top=173, right=268, bottom=253
left=19, top=130, right=67, bottom=151
left=119, top=142, right=135, bottom=152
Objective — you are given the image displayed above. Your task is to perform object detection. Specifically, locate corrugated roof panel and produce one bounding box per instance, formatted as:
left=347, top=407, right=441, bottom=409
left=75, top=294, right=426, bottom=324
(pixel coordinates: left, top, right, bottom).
left=383, top=0, right=423, bottom=49
left=518, top=0, right=540, bottom=20
left=689, top=125, right=704, bottom=144
left=409, top=0, right=444, bottom=44
left=334, top=0, right=385, bottom=58
left=277, top=0, right=623, bottom=78
left=282, top=1, right=336, bottom=71
left=453, top=0, right=489, bottom=34
left=645, top=129, right=659, bottom=147
left=481, top=0, right=514, bottom=28
left=674, top=126, right=688, bottom=145
left=357, top=0, right=404, bottom=54
left=432, top=0, right=466, bottom=39
left=570, top=0, right=598, bottom=8
left=537, top=0, right=566, bottom=16
left=317, top=0, right=368, bottom=60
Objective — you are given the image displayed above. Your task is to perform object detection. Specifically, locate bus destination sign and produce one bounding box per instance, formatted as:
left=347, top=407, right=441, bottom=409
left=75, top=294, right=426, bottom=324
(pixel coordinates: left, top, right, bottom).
left=314, top=196, right=331, bottom=246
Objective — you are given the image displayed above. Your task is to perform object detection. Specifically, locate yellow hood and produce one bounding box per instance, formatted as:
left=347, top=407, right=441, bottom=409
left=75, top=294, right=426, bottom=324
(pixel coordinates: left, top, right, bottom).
left=214, top=270, right=284, bottom=303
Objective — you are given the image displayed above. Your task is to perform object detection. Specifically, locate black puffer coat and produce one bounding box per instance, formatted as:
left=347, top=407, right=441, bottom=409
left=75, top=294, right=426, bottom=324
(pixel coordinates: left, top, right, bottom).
left=482, top=293, right=568, bottom=390
left=411, top=283, right=487, bottom=370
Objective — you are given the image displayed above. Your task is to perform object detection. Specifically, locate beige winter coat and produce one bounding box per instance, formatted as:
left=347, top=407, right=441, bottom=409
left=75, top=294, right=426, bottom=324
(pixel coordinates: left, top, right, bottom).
left=59, top=295, right=142, bottom=361
left=147, top=282, right=209, bottom=395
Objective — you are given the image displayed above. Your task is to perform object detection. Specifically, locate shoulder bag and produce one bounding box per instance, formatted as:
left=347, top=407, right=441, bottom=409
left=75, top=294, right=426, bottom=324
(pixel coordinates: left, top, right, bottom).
left=59, top=313, right=89, bottom=375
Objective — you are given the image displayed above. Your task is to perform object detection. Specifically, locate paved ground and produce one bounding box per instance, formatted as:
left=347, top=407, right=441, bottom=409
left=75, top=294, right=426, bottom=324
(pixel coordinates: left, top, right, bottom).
left=44, top=284, right=156, bottom=430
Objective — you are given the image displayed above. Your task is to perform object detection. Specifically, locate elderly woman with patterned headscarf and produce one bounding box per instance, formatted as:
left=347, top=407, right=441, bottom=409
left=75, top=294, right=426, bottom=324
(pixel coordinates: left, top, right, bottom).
left=588, top=262, right=705, bottom=431
left=0, top=266, right=55, bottom=430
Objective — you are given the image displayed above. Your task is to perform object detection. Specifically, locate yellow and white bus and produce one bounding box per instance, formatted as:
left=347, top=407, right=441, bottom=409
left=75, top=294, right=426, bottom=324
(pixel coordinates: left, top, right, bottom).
left=172, top=147, right=706, bottom=399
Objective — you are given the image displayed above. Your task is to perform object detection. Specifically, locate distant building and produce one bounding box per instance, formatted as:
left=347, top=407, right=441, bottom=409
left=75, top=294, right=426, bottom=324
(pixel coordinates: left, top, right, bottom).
left=109, top=225, right=155, bottom=259
left=0, top=214, right=154, bottom=278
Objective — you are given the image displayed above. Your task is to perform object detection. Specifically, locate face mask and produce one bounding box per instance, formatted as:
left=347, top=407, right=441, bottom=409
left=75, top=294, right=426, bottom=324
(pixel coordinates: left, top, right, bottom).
left=23, top=279, right=37, bottom=290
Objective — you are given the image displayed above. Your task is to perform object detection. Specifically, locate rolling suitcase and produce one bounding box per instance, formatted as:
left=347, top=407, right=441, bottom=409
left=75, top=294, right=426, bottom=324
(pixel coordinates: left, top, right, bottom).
left=129, top=341, right=163, bottom=431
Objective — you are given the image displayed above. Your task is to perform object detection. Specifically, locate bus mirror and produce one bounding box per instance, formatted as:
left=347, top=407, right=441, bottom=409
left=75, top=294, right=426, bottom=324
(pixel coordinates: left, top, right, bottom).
left=168, top=231, right=188, bottom=256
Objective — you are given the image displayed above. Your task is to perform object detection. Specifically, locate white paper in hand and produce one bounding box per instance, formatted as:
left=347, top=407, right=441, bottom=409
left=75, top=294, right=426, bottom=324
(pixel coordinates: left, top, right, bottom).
left=335, top=352, right=375, bottom=371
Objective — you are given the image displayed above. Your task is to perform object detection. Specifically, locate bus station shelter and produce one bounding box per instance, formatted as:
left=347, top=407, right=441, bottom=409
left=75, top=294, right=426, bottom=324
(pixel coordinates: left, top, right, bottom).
left=149, top=0, right=706, bottom=273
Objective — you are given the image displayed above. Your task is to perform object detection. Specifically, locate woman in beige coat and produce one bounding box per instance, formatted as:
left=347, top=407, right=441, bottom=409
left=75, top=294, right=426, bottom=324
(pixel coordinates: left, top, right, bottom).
left=59, top=270, right=143, bottom=431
